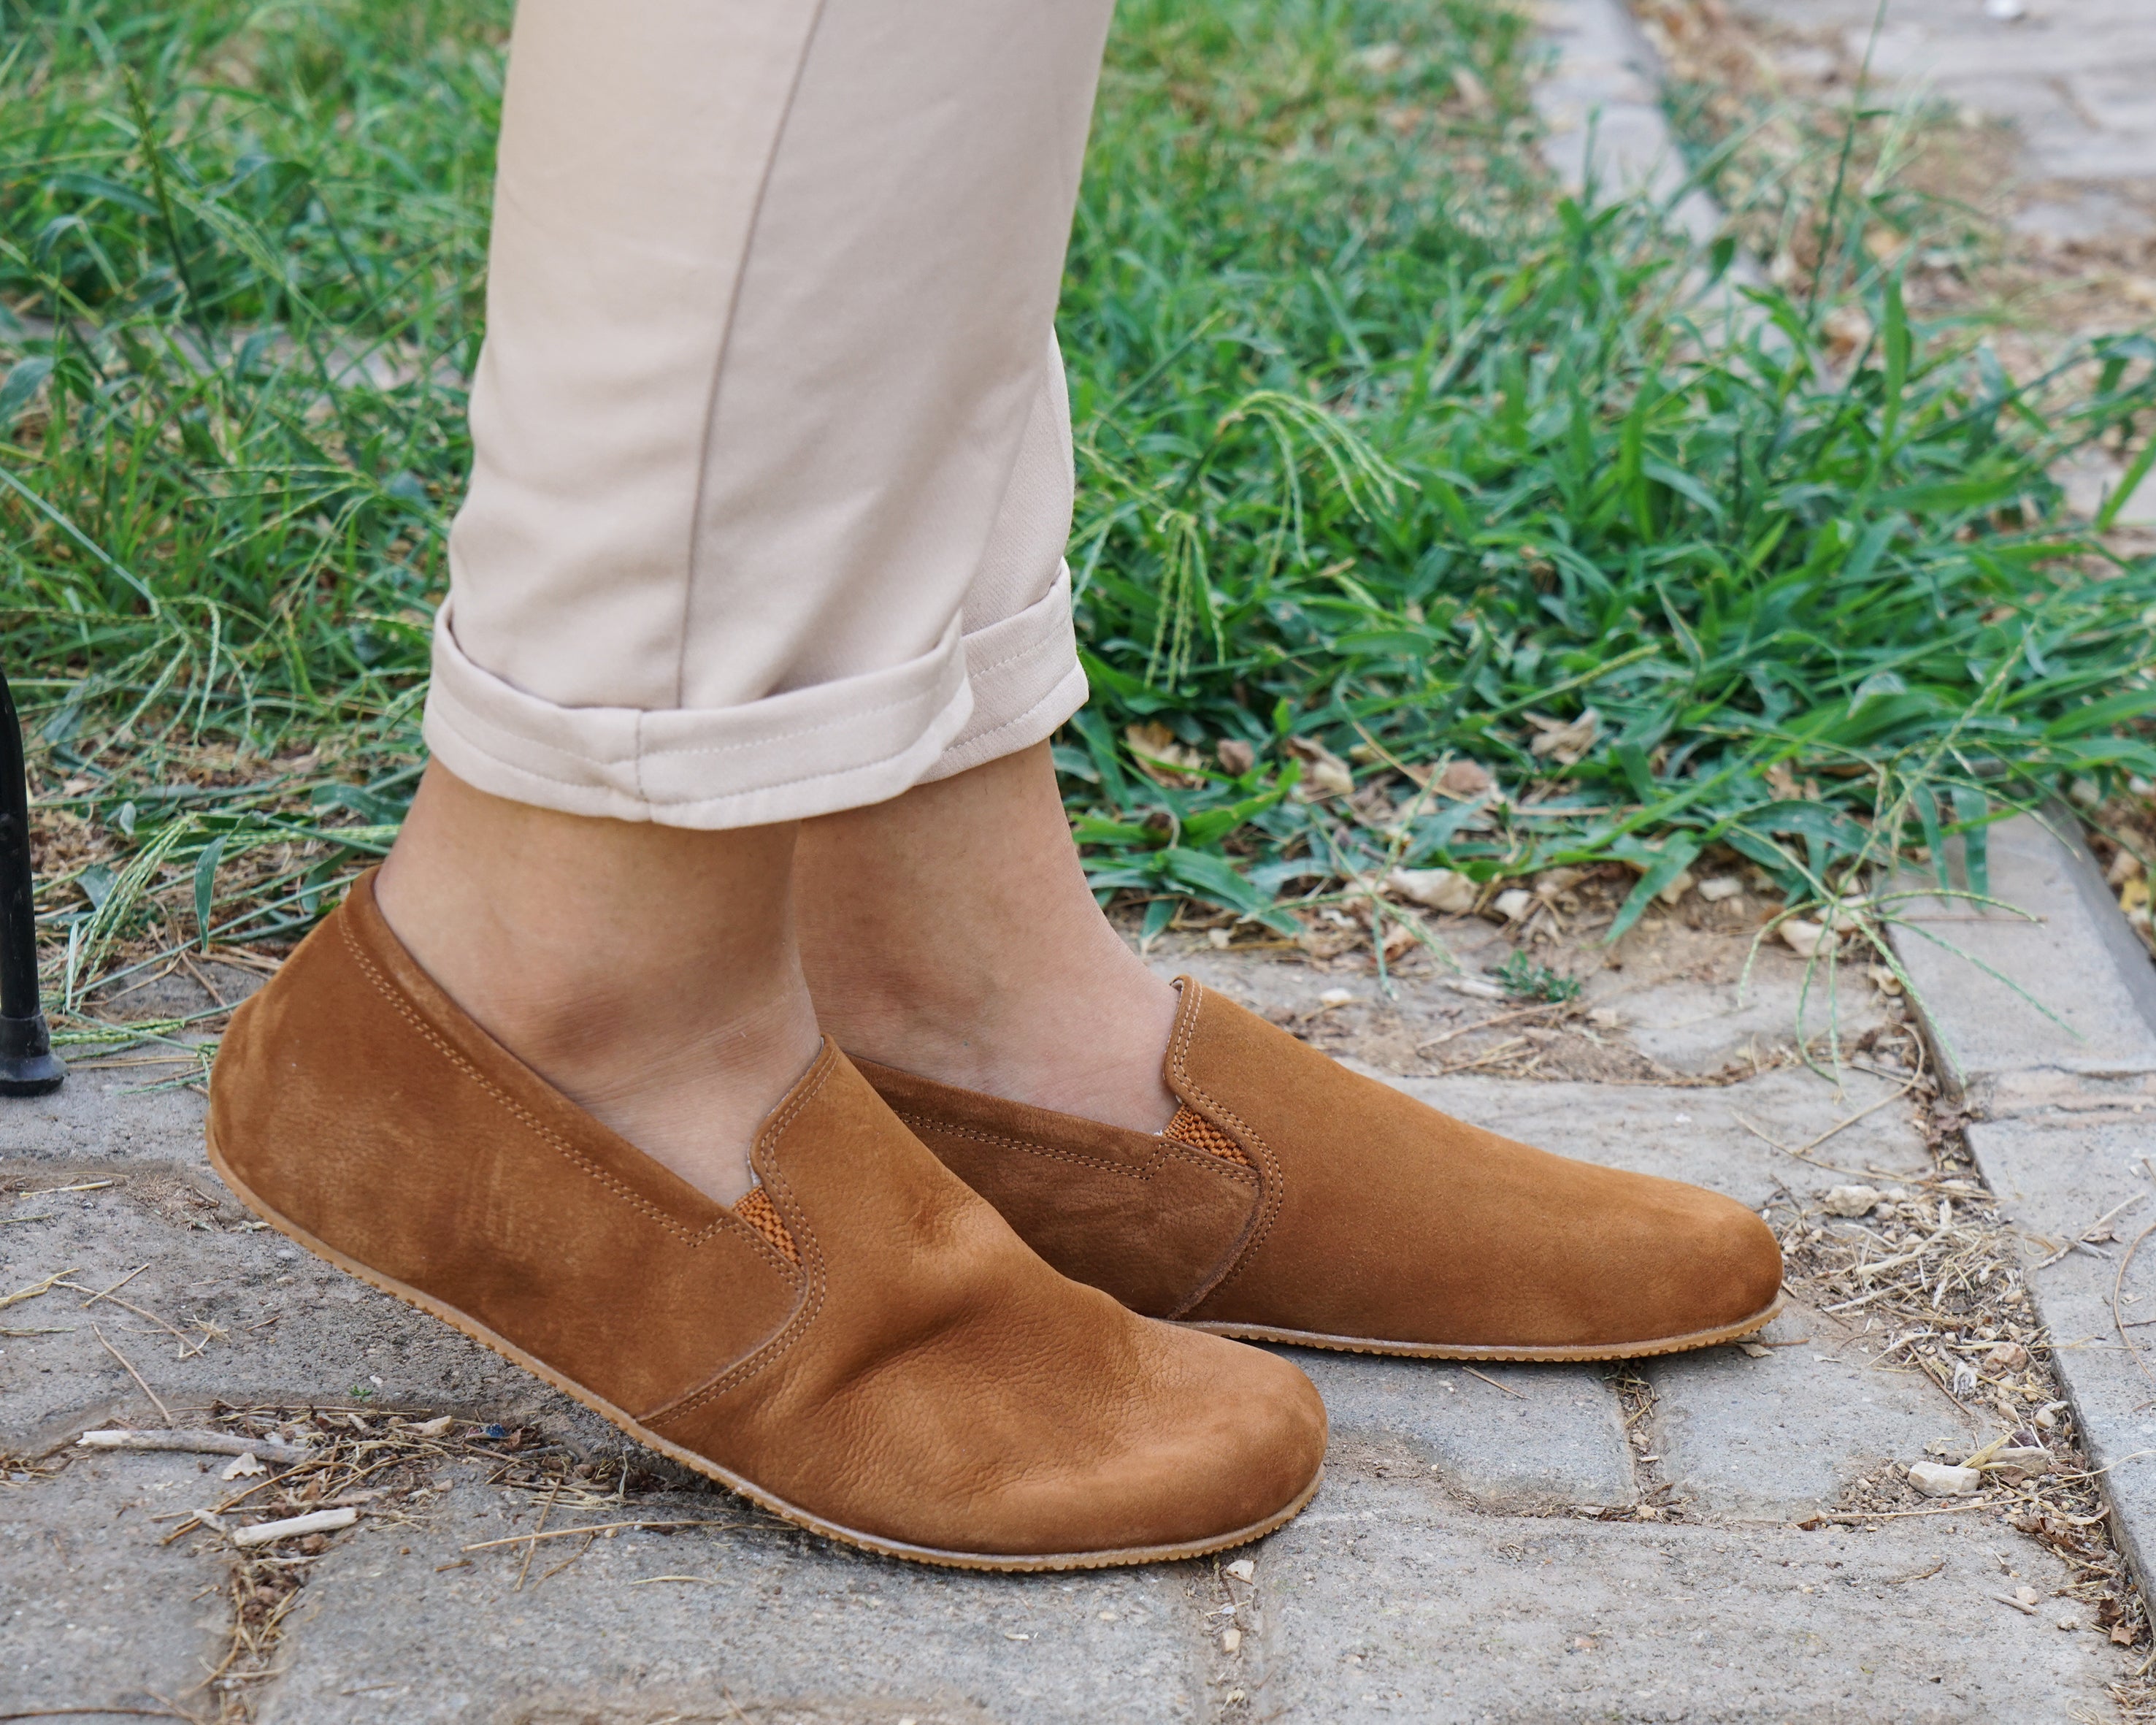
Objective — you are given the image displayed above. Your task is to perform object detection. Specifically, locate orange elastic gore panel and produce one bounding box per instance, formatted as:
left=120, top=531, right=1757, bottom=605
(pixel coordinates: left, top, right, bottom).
left=1165, top=1106, right=1250, bottom=1166
left=734, top=1185, right=800, bottom=1265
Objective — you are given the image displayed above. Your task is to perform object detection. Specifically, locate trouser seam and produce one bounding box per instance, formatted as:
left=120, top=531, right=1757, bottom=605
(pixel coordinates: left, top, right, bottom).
left=676, top=0, right=837, bottom=707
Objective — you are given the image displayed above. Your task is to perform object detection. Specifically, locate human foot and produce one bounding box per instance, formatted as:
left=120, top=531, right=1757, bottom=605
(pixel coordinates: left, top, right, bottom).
left=207, top=881, right=1327, bottom=1565
left=858, top=977, right=1784, bottom=1359
left=375, top=763, right=820, bottom=1204
left=794, top=741, right=1178, bottom=1134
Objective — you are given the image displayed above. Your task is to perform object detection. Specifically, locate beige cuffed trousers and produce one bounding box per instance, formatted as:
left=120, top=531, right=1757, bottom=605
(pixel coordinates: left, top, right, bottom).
left=423, top=0, right=1117, bottom=828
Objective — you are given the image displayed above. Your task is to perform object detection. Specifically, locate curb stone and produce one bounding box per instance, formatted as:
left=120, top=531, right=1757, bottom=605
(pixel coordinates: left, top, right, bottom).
left=1534, top=0, right=1722, bottom=242
left=1890, top=811, right=2156, bottom=1595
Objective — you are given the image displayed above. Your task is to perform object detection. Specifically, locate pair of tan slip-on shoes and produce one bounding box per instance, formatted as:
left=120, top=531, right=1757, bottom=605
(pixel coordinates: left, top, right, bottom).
left=206, top=873, right=1782, bottom=1570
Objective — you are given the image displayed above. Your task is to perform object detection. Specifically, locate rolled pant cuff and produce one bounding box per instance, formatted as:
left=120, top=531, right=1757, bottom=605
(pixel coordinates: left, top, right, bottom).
left=422, top=600, right=975, bottom=829
left=921, top=564, right=1090, bottom=784
left=421, top=566, right=1087, bottom=827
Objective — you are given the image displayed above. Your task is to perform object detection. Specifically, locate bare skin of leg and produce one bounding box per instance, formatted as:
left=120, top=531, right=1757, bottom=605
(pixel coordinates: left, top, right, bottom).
left=373, top=762, right=821, bottom=1205
left=794, top=741, right=1180, bottom=1134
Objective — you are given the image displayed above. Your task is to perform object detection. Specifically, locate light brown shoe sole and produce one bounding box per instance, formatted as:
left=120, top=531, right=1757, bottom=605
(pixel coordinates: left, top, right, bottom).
left=1182, top=1292, right=1786, bottom=1362
left=207, top=1126, right=1322, bottom=1572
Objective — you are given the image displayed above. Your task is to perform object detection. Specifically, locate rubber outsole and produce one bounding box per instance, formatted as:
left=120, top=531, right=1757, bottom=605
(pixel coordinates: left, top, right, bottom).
left=204, top=1126, right=1324, bottom=1572
left=1181, top=1293, right=1787, bottom=1362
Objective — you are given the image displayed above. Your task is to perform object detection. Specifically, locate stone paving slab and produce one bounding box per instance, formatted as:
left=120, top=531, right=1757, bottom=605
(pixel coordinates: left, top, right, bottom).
left=0, top=1176, right=589, bottom=1454
left=1590, top=971, right=1892, bottom=1078
left=1276, top=1350, right=1635, bottom=1512
left=1647, top=1301, right=1973, bottom=1521
left=1251, top=1474, right=2115, bottom=1721
left=1966, top=1114, right=2156, bottom=1594
left=1733, top=0, right=2156, bottom=188
left=1889, top=814, right=2156, bottom=1103
left=1536, top=0, right=1728, bottom=244
left=260, top=1477, right=1208, bottom=1725
left=1, top=1060, right=214, bottom=1166
left=1889, top=810, right=2156, bottom=1613
left=1, top=1447, right=229, bottom=1717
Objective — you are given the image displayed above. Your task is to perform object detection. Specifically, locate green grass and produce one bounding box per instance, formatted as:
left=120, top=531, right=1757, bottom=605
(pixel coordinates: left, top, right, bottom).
left=4, top=0, right=2156, bottom=1017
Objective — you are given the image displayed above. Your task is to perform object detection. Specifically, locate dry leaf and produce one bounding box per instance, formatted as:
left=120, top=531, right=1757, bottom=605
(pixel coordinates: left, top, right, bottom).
left=1224, top=1558, right=1256, bottom=1581
left=1526, top=709, right=1601, bottom=765
left=1125, top=722, right=1203, bottom=787
left=1216, top=738, right=1257, bottom=776
left=1284, top=737, right=1354, bottom=799
left=1493, top=888, right=1533, bottom=922
left=220, top=1452, right=266, bottom=1480
left=1697, top=876, right=1742, bottom=903
left=1823, top=305, right=1873, bottom=360
left=1438, top=759, right=1496, bottom=799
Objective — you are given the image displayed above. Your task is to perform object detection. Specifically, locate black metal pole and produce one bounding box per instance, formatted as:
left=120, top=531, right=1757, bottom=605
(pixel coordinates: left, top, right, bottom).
left=0, top=668, right=64, bottom=1095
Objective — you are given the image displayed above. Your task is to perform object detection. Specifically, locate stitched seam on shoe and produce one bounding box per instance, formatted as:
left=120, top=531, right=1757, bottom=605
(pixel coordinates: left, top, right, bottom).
left=891, top=1112, right=1256, bottom=1188
left=339, top=914, right=790, bottom=1263
left=643, top=1055, right=836, bottom=1422
left=1167, top=982, right=1285, bottom=1306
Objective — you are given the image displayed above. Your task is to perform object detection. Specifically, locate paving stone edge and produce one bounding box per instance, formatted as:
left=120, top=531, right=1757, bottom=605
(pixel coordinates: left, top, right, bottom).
left=1888, top=809, right=2156, bottom=1599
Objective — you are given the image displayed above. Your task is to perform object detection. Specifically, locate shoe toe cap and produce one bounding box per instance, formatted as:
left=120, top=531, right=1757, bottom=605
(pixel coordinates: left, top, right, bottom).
left=1097, top=1327, right=1327, bottom=1553
left=1662, top=1189, right=1784, bottom=1337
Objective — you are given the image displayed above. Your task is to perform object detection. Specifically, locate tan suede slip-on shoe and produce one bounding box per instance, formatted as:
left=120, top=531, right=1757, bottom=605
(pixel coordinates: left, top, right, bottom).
left=854, top=978, right=1784, bottom=1363
left=204, top=879, right=1327, bottom=1570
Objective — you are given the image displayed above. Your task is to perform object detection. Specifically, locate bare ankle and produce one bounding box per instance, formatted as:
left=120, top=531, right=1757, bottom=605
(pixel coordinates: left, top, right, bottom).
left=375, top=763, right=820, bottom=1204
left=795, top=743, right=1180, bottom=1133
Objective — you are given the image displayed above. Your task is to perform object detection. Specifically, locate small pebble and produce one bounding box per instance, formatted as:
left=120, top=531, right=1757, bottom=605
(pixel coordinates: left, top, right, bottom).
left=1780, top=918, right=1835, bottom=959
left=1908, top=1461, right=1982, bottom=1497
left=1387, top=865, right=1477, bottom=914
left=1822, top=1185, right=1883, bottom=1218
